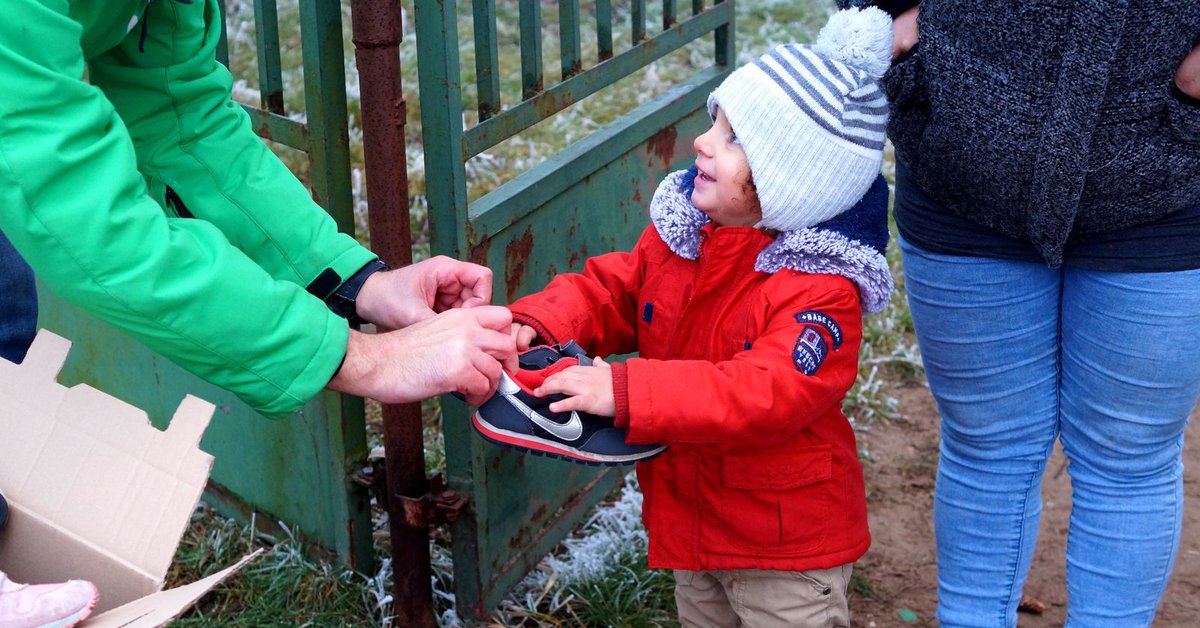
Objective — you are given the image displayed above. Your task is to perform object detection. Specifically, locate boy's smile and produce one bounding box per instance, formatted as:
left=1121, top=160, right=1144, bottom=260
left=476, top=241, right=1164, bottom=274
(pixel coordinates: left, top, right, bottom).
left=691, top=108, right=762, bottom=228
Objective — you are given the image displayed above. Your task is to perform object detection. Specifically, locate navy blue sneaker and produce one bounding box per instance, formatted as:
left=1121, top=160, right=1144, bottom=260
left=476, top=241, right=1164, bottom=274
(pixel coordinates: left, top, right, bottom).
left=471, top=342, right=666, bottom=466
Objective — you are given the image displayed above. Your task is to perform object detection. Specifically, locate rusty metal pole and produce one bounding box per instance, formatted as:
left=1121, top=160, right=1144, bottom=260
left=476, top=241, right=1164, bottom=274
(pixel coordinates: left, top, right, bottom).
left=350, top=2, right=436, bottom=626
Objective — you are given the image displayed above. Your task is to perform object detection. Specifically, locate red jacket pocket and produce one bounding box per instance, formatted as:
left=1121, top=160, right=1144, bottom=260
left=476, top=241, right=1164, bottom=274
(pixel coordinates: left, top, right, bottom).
left=711, top=446, right=835, bottom=555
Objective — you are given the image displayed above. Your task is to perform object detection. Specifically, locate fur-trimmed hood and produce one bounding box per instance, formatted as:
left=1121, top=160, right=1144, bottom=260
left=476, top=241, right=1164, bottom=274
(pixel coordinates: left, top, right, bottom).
left=650, top=168, right=894, bottom=314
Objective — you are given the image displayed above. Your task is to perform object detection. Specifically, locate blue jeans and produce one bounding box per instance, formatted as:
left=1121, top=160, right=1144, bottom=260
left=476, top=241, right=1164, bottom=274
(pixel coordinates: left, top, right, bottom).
left=900, top=236, right=1200, bottom=627
left=0, top=229, right=37, bottom=364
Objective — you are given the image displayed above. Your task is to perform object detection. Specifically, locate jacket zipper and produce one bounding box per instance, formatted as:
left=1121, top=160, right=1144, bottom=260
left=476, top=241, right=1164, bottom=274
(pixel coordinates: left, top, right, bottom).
left=665, top=230, right=710, bottom=358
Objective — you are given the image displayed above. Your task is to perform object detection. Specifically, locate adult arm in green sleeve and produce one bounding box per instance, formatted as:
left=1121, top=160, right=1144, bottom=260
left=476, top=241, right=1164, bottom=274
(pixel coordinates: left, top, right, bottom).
left=87, top=0, right=376, bottom=290
left=0, top=0, right=354, bottom=416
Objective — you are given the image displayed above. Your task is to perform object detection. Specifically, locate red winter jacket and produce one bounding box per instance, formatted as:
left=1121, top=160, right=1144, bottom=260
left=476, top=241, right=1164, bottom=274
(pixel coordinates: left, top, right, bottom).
left=509, top=171, right=894, bottom=571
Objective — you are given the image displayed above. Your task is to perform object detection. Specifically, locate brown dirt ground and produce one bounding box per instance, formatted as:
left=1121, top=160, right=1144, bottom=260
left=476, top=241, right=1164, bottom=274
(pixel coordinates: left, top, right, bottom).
left=848, top=383, right=1200, bottom=627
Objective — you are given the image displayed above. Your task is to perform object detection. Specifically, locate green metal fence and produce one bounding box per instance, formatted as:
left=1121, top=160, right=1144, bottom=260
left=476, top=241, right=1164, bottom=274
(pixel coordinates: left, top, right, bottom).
left=36, top=0, right=374, bottom=571
left=414, top=0, right=735, bottom=617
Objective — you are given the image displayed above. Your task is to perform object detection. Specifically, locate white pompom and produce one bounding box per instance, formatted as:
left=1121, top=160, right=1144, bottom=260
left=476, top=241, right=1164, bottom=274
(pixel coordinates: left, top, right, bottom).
left=813, top=6, right=893, bottom=81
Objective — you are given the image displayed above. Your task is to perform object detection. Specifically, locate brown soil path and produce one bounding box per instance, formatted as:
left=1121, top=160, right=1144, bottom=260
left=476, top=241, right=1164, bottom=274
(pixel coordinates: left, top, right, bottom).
left=849, top=384, right=1200, bottom=627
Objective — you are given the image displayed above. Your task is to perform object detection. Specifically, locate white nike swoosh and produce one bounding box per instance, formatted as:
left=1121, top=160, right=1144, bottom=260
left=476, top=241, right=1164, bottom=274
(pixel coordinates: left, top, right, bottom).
left=499, top=373, right=585, bottom=441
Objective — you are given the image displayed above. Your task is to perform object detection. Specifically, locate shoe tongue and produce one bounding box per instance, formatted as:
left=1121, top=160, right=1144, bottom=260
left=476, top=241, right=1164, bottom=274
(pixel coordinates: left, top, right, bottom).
left=518, top=342, right=593, bottom=370
left=555, top=341, right=592, bottom=365
left=518, top=346, right=562, bottom=370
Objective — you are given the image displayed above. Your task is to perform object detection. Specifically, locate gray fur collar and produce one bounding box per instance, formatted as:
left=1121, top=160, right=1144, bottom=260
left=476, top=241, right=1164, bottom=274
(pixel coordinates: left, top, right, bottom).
left=649, top=170, right=894, bottom=314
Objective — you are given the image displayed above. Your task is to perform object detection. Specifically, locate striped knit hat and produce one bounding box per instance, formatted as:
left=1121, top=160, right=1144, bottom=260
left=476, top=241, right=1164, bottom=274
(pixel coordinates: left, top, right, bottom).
left=707, top=7, right=892, bottom=232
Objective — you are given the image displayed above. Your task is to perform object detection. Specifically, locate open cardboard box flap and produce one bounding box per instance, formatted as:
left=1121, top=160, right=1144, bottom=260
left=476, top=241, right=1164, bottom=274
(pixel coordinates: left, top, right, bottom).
left=0, top=330, right=259, bottom=625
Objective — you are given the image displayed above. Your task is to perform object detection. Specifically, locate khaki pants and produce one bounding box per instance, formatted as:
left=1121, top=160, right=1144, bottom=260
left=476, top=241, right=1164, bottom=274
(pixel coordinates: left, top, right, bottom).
left=674, top=565, right=852, bottom=628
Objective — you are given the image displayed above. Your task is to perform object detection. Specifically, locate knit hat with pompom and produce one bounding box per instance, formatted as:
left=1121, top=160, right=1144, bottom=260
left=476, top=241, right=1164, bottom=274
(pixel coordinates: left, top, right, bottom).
left=707, top=7, right=892, bottom=232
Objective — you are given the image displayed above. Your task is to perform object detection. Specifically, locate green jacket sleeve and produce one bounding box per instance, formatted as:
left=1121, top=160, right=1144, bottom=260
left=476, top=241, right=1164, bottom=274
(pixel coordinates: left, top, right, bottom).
left=0, top=0, right=372, bottom=416
left=87, top=0, right=375, bottom=287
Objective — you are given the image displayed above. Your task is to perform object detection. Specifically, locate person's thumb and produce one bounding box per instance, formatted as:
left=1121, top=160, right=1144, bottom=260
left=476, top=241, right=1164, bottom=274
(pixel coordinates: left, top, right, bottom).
left=467, top=305, right=514, bottom=331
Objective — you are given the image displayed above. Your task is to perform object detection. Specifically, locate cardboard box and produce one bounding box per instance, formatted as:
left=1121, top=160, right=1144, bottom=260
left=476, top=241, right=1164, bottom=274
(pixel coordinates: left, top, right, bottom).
left=0, top=330, right=259, bottom=626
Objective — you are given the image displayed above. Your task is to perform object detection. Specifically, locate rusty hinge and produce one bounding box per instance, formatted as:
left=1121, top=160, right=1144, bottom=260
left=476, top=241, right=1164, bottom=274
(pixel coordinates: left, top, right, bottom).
left=355, top=459, right=469, bottom=528
left=397, top=474, right=469, bottom=528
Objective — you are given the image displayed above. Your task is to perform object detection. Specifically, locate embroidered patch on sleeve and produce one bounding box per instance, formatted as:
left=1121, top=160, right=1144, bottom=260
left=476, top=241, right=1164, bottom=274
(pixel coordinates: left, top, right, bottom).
left=794, top=310, right=843, bottom=350
left=793, top=325, right=830, bottom=375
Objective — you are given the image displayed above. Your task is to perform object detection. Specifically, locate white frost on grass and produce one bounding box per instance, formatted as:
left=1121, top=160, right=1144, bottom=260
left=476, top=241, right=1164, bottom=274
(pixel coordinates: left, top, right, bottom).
left=432, top=473, right=649, bottom=627
left=544, top=474, right=648, bottom=584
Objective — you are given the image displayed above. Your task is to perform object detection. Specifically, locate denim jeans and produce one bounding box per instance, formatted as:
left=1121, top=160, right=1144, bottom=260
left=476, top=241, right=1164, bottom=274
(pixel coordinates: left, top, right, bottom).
left=0, top=229, right=37, bottom=364
left=899, top=236, right=1200, bottom=627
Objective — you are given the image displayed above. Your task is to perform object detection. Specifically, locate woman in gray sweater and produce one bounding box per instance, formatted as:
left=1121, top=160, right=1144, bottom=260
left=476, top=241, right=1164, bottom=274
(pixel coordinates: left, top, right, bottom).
left=859, top=1, right=1200, bottom=625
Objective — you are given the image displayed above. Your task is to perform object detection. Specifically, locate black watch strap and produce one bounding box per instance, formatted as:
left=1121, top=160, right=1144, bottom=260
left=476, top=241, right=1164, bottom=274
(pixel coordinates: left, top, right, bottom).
left=872, top=0, right=918, bottom=18
left=327, top=259, right=390, bottom=325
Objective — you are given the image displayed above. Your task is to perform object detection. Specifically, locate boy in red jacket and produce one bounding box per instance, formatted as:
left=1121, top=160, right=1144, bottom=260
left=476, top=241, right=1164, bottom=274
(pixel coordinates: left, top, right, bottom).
left=506, top=7, right=893, bottom=625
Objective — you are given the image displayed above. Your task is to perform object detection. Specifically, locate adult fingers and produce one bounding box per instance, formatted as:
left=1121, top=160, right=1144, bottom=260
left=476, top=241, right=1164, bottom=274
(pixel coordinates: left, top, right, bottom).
left=463, top=351, right=502, bottom=405
left=459, top=372, right=493, bottom=407
left=459, top=294, right=488, bottom=309
left=465, top=325, right=517, bottom=372
left=436, top=288, right=485, bottom=311
left=472, top=326, right=517, bottom=356
left=462, top=263, right=493, bottom=305
left=437, top=257, right=493, bottom=306
left=467, top=347, right=502, bottom=385
left=466, top=305, right=514, bottom=331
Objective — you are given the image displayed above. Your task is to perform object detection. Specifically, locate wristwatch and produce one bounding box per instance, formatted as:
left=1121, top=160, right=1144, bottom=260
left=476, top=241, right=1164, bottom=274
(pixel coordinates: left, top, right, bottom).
left=326, top=259, right=390, bottom=325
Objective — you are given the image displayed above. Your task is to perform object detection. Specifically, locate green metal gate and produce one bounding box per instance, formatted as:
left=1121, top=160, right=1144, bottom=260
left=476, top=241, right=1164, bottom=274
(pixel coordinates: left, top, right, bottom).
left=414, top=0, right=735, bottom=616
left=35, top=0, right=374, bottom=571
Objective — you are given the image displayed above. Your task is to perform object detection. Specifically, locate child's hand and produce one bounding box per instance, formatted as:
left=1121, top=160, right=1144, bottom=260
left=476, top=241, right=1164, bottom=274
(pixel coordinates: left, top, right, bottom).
left=510, top=323, right=538, bottom=351
left=536, top=357, right=616, bottom=417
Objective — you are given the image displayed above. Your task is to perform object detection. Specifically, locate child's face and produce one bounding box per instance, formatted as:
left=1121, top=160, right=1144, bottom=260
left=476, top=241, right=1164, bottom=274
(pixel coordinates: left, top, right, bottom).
left=691, top=108, right=762, bottom=227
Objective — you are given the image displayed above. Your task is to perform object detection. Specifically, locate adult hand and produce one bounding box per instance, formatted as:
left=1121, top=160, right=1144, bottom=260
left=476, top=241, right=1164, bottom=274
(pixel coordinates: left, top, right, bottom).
left=356, top=256, right=494, bottom=329
left=535, top=357, right=616, bottom=417
left=510, top=323, right=538, bottom=351
left=893, top=5, right=919, bottom=61
left=328, top=306, right=517, bottom=406
left=1176, top=41, right=1200, bottom=100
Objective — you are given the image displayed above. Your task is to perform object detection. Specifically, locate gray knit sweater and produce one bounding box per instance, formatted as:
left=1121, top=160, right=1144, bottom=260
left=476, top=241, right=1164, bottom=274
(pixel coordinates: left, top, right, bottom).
left=846, top=0, right=1200, bottom=266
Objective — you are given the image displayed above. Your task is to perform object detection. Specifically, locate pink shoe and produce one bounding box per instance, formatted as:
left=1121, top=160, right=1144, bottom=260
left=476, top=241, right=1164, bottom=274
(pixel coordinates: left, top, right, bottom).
left=0, top=572, right=98, bottom=628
